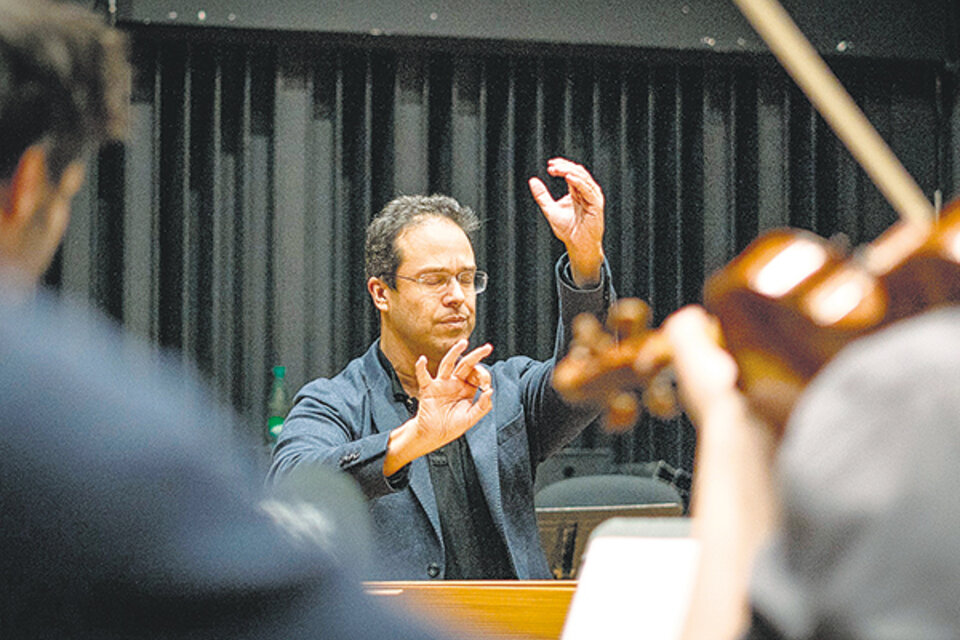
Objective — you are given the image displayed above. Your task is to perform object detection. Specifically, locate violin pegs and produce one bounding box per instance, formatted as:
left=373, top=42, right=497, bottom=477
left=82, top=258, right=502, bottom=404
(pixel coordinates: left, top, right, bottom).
left=643, top=369, right=680, bottom=420
left=606, top=298, right=652, bottom=339
left=572, top=313, right=612, bottom=353
left=567, top=343, right=593, bottom=362
left=604, top=391, right=639, bottom=432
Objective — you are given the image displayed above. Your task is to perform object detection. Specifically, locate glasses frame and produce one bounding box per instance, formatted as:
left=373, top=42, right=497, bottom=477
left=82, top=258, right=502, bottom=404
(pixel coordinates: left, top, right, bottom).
left=391, top=270, right=488, bottom=294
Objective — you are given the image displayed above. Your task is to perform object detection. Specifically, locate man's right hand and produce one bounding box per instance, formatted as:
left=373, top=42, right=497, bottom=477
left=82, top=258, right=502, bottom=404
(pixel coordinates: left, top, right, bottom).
left=383, top=340, right=494, bottom=477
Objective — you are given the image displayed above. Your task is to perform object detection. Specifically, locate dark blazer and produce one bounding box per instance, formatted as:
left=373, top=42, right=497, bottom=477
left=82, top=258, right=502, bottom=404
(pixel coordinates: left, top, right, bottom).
left=269, top=256, right=613, bottom=580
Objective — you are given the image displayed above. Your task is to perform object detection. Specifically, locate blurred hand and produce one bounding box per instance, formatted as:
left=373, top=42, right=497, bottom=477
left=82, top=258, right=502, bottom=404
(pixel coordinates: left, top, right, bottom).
left=661, top=306, right=741, bottom=427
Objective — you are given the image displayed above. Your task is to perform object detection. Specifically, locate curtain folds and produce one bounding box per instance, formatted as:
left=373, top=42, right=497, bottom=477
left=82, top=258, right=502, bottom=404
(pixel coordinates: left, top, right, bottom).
left=50, top=29, right=955, bottom=475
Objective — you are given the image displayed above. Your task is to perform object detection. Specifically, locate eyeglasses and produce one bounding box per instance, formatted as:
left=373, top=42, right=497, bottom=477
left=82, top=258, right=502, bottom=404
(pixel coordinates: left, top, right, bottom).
left=392, top=270, right=488, bottom=294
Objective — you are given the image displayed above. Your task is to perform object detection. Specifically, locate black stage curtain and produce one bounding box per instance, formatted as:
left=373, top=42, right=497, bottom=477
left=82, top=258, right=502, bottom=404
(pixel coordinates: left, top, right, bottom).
left=48, top=27, right=957, bottom=476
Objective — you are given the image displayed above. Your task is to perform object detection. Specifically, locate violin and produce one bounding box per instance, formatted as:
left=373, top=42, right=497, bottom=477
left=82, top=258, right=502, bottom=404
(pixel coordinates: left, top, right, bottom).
left=554, top=204, right=960, bottom=432
left=553, top=0, right=960, bottom=432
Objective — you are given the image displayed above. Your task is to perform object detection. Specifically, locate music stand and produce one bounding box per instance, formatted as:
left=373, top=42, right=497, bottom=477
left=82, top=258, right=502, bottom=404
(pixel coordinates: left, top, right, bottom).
left=536, top=502, right=683, bottom=579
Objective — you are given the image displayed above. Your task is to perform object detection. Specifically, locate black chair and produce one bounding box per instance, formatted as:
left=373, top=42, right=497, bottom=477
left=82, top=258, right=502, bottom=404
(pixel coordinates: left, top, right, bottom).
left=535, top=474, right=682, bottom=509
left=534, top=474, right=684, bottom=578
left=533, top=447, right=616, bottom=494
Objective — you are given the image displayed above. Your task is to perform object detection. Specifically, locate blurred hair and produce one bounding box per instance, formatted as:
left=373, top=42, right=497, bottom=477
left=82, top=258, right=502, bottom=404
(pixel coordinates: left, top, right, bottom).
left=365, top=194, right=481, bottom=288
left=0, top=0, right=129, bottom=181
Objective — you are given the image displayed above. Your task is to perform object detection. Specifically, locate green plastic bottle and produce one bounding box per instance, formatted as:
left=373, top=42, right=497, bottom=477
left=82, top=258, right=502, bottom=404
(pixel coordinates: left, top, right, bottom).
left=265, top=365, right=291, bottom=443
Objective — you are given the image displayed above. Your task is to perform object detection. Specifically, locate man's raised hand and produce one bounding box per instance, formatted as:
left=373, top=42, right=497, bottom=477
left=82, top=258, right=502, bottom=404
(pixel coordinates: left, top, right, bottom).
left=528, top=157, right=605, bottom=287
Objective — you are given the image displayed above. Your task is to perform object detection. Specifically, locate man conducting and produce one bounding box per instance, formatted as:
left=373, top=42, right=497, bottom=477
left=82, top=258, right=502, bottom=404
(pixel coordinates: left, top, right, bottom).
left=269, top=158, right=614, bottom=580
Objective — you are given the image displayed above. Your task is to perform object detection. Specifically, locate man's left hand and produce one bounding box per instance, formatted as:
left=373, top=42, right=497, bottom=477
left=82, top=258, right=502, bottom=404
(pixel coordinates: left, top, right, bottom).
left=528, top=157, right=605, bottom=287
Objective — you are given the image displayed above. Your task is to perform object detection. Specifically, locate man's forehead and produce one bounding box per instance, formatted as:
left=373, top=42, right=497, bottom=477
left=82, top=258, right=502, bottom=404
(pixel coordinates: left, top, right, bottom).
left=396, top=216, right=475, bottom=268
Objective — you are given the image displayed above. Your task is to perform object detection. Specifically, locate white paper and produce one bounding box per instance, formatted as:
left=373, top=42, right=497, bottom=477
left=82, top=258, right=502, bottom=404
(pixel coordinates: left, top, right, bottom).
left=561, top=535, right=701, bottom=640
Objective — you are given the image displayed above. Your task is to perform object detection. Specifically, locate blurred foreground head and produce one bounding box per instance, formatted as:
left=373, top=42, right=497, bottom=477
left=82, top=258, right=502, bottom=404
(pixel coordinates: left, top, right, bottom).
left=0, top=0, right=129, bottom=287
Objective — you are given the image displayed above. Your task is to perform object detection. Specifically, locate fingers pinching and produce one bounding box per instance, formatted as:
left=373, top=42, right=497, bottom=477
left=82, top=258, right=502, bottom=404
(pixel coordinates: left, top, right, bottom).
left=464, top=362, right=492, bottom=391
left=453, top=343, right=493, bottom=380
left=438, top=339, right=469, bottom=379
left=545, top=158, right=603, bottom=205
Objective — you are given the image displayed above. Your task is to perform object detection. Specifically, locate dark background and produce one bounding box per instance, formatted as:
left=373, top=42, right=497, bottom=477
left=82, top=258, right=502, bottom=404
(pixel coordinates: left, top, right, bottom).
left=59, top=0, right=960, bottom=477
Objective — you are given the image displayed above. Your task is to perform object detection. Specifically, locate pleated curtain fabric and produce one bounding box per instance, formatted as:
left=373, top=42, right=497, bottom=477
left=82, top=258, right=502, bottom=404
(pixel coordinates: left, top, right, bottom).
left=48, top=27, right=954, bottom=475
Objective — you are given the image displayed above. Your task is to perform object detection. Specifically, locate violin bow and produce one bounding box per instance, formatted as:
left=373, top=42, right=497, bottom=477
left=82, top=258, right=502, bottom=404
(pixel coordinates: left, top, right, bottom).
left=731, top=0, right=935, bottom=229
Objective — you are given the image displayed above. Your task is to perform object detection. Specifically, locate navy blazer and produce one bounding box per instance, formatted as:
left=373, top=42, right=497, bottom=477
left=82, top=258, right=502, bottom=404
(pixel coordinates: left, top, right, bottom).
left=269, top=256, right=613, bottom=580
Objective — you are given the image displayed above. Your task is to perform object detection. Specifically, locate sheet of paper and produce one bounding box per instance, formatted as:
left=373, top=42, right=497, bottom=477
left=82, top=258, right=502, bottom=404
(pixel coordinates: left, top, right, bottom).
left=561, top=535, right=701, bottom=640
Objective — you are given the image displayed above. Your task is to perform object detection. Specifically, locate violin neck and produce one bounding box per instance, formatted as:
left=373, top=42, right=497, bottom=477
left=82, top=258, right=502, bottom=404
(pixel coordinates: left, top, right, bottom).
left=860, top=222, right=929, bottom=276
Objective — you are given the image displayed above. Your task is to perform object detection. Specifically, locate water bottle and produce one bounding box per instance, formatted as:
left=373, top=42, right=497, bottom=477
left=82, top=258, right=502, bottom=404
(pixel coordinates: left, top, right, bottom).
left=266, top=365, right=291, bottom=443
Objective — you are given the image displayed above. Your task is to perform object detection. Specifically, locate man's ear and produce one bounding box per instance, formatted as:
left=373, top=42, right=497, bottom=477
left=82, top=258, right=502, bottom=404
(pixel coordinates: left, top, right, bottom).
left=367, top=276, right=390, bottom=312
left=0, top=145, right=48, bottom=231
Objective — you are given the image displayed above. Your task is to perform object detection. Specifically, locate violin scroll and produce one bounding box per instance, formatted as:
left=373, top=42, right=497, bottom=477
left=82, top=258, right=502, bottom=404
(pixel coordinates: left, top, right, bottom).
left=554, top=298, right=677, bottom=431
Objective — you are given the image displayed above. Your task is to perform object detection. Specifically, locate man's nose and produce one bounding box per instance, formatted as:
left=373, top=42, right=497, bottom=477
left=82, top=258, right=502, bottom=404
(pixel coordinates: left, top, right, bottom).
left=443, top=277, right=468, bottom=304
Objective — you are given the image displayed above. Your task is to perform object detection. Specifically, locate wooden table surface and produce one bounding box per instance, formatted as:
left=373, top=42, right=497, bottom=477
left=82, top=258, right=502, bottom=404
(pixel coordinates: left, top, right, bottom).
left=365, top=580, right=577, bottom=640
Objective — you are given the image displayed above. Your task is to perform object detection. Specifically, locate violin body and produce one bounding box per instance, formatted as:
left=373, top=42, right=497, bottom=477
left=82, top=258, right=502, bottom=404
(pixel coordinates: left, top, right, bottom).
left=707, top=200, right=960, bottom=428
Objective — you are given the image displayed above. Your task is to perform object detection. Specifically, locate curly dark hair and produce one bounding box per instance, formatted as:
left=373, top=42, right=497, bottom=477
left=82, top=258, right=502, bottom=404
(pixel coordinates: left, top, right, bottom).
left=0, top=0, right=129, bottom=182
left=365, top=194, right=481, bottom=288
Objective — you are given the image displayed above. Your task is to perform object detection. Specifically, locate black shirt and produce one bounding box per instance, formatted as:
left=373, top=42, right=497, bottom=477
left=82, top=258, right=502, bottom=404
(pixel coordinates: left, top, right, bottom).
left=378, top=348, right=515, bottom=579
